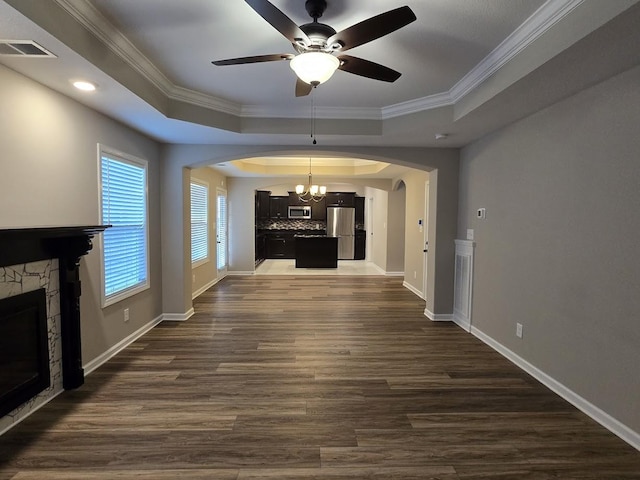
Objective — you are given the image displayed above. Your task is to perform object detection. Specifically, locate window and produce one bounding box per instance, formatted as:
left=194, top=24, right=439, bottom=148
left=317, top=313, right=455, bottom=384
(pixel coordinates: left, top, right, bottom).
left=99, top=146, right=149, bottom=306
left=190, top=180, right=209, bottom=265
left=216, top=189, right=227, bottom=270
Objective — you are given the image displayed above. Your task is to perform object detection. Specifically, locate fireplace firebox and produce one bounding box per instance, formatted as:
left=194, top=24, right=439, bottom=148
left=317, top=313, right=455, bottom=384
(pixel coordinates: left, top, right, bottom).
left=0, top=288, right=50, bottom=418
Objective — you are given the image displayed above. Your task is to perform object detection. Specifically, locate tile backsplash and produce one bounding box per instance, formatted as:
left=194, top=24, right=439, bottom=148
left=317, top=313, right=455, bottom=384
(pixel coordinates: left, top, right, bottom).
left=258, top=219, right=326, bottom=230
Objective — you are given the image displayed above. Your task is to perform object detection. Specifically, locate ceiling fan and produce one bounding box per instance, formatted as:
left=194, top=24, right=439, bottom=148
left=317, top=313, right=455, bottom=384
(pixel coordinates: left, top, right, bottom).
left=212, top=0, right=416, bottom=97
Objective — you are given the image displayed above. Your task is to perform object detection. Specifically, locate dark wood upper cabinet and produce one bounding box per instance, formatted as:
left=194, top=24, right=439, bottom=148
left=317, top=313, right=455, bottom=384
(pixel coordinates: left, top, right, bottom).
left=325, top=192, right=355, bottom=207
left=255, top=190, right=271, bottom=220
left=355, top=196, right=365, bottom=226
left=311, top=197, right=326, bottom=220
left=288, top=191, right=304, bottom=206
left=269, top=196, right=289, bottom=219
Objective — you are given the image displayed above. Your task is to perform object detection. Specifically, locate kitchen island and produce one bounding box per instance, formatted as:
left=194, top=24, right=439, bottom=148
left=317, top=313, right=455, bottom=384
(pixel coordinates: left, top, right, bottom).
left=294, top=235, right=338, bottom=268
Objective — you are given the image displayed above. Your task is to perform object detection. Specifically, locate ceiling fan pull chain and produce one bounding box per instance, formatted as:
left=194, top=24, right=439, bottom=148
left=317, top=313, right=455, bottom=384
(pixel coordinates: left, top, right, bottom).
left=311, top=92, right=317, bottom=145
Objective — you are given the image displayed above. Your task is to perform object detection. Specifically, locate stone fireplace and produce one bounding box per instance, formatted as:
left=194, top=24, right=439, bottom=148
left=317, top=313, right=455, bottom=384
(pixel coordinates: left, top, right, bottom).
left=0, top=226, right=107, bottom=433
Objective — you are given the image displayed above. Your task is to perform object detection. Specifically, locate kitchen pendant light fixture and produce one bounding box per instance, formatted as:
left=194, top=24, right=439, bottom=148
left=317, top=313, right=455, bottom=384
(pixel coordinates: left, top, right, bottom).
left=296, top=158, right=326, bottom=203
left=290, top=52, right=340, bottom=86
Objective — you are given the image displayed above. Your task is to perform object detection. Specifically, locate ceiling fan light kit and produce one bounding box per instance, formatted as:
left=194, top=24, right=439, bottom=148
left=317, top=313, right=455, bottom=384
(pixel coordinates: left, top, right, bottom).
left=213, top=0, right=416, bottom=96
left=290, top=52, right=340, bottom=86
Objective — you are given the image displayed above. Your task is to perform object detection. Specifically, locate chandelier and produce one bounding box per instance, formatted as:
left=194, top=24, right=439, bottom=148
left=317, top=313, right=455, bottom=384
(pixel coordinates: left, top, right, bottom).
left=296, top=158, right=326, bottom=203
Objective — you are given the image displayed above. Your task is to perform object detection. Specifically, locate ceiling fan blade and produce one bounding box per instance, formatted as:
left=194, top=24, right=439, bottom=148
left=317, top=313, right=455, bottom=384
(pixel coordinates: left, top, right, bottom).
left=327, top=6, right=416, bottom=52
left=245, top=0, right=310, bottom=45
left=295, top=78, right=313, bottom=97
left=212, top=53, right=294, bottom=66
left=337, top=55, right=401, bottom=82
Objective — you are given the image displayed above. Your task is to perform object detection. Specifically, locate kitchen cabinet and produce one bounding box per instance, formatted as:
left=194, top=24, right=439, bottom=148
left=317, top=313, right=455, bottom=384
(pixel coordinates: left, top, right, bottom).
left=325, top=192, right=355, bottom=207
left=266, top=232, right=296, bottom=258
left=269, top=196, right=289, bottom=219
left=355, top=196, right=365, bottom=226
left=295, top=235, right=337, bottom=268
left=311, top=196, right=326, bottom=220
left=255, top=232, right=266, bottom=266
left=355, top=230, right=366, bottom=260
left=255, top=190, right=271, bottom=220
left=288, top=191, right=304, bottom=206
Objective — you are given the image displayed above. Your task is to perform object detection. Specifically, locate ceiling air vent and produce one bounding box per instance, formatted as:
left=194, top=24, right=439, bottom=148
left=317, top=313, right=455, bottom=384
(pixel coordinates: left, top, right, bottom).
left=0, top=40, right=56, bottom=57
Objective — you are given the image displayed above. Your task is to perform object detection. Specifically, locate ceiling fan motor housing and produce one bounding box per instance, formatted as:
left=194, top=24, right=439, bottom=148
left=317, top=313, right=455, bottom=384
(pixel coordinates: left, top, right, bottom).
left=299, top=22, right=337, bottom=51
left=305, top=0, right=327, bottom=20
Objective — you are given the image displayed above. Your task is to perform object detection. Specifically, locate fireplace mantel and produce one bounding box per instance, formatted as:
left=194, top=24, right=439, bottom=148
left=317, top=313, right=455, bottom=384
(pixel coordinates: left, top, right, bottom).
left=0, top=226, right=107, bottom=268
left=0, top=226, right=108, bottom=390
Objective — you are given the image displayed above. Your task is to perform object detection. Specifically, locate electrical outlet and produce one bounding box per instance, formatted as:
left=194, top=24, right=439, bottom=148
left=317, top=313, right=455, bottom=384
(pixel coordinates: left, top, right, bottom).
left=516, top=323, right=523, bottom=338
left=467, top=229, right=474, bottom=240
left=414, top=271, right=417, bottom=279
left=124, top=308, right=130, bottom=323
left=192, top=274, right=196, bottom=283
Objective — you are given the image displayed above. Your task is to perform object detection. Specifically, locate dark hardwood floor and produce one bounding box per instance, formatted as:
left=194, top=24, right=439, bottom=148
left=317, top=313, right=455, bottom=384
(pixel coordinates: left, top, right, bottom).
left=1, top=276, right=639, bottom=479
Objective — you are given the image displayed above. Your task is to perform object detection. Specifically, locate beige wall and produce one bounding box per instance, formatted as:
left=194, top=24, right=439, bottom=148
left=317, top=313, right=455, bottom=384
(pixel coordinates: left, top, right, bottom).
left=367, top=187, right=388, bottom=271
left=396, top=171, right=430, bottom=296
left=190, top=167, right=227, bottom=297
left=0, top=64, right=163, bottom=365
left=386, top=186, right=406, bottom=274
left=458, top=65, right=640, bottom=433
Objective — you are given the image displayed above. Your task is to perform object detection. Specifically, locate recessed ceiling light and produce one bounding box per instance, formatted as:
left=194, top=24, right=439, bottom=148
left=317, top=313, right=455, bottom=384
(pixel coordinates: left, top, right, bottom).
left=72, top=80, right=97, bottom=92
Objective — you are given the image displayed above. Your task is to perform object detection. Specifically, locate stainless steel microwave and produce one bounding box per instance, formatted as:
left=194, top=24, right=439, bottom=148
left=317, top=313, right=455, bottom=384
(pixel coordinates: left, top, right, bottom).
left=288, top=205, right=311, bottom=219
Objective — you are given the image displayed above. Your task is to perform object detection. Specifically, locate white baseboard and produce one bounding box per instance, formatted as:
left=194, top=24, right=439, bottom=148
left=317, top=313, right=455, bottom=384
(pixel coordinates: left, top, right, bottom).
left=225, top=270, right=254, bottom=276
left=424, top=307, right=453, bottom=321
left=367, top=263, right=386, bottom=275
left=452, top=313, right=471, bottom=332
left=83, top=314, right=164, bottom=375
left=162, top=308, right=194, bottom=322
left=471, top=326, right=640, bottom=451
left=386, top=271, right=405, bottom=277
left=402, top=281, right=424, bottom=299
left=192, top=275, right=224, bottom=300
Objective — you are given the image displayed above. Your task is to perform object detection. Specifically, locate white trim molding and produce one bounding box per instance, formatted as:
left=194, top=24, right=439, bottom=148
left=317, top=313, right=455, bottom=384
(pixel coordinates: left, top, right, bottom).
left=192, top=275, right=224, bottom=300
left=386, top=271, right=405, bottom=277
left=84, top=314, right=164, bottom=375
left=471, top=326, right=640, bottom=451
left=162, top=308, right=195, bottom=322
left=402, top=281, right=424, bottom=299
left=424, top=308, right=453, bottom=322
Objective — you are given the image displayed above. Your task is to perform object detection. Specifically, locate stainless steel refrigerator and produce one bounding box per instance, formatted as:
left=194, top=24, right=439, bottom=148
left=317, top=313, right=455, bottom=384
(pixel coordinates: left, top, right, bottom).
left=327, top=207, right=355, bottom=260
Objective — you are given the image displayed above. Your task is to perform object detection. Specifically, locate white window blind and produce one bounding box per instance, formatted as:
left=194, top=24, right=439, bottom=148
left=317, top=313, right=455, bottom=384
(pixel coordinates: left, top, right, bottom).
left=191, top=181, right=208, bottom=264
left=217, top=190, right=227, bottom=270
left=99, top=148, right=149, bottom=305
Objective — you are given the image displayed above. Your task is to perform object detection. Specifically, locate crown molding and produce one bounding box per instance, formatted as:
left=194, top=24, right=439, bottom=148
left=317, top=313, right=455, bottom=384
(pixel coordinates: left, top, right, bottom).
left=241, top=104, right=381, bottom=120
left=52, top=0, right=584, bottom=122
left=169, top=85, right=241, bottom=116
left=53, top=0, right=174, bottom=96
left=382, top=91, right=453, bottom=119
left=449, top=0, right=585, bottom=102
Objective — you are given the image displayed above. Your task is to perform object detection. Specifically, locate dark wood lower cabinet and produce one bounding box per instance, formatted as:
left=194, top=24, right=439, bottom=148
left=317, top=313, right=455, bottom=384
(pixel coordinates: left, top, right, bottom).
left=255, top=233, right=266, bottom=266
left=266, top=233, right=295, bottom=259
left=295, top=236, right=337, bottom=268
left=355, top=230, right=366, bottom=260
